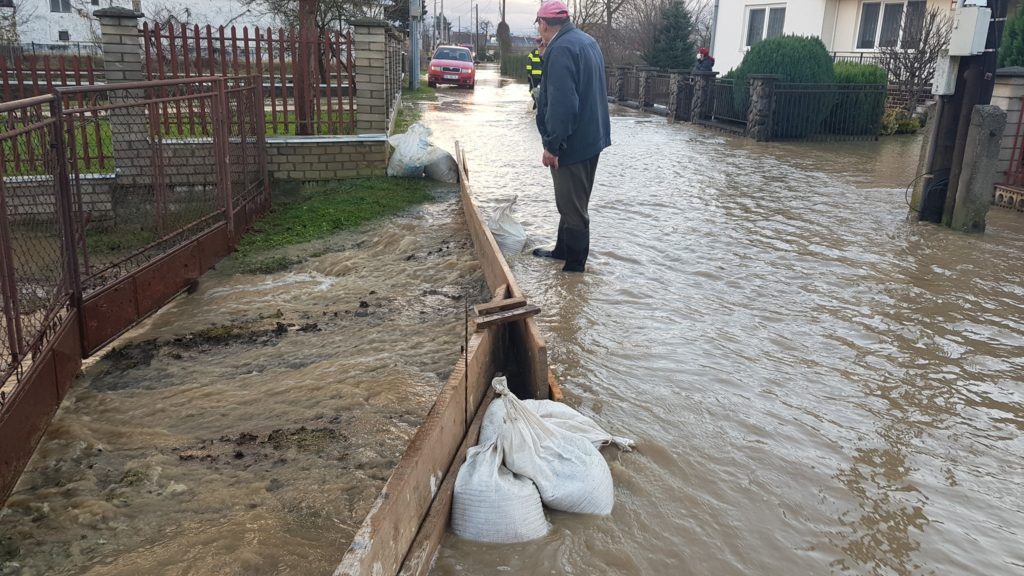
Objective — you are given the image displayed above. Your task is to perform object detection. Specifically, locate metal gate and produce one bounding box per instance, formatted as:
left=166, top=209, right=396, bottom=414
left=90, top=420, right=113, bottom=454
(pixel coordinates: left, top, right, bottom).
left=0, top=76, right=269, bottom=505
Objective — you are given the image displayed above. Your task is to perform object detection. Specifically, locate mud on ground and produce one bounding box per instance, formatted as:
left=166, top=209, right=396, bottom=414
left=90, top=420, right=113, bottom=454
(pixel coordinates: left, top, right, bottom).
left=1, top=188, right=489, bottom=576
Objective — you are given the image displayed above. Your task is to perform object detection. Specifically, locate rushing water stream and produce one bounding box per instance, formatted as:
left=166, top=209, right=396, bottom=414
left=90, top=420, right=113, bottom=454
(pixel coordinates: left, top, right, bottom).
left=0, top=189, right=486, bottom=575
left=420, top=66, right=1024, bottom=575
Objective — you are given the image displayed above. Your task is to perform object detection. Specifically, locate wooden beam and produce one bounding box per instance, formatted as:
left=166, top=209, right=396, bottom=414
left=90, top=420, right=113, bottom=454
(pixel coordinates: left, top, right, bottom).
left=474, top=304, right=540, bottom=331
left=473, top=296, right=526, bottom=317
left=547, top=368, right=563, bottom=402
left=333, top=328, right=498, bottom=576
left=397, top=388, right=496, bottom=576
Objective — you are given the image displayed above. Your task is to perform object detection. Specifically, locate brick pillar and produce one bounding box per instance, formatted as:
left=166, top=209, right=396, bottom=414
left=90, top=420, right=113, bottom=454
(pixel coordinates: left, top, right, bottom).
left=745, top=74, right=779, bottom=142
left=96, top=8, right=149, bottom=187
left=638, top=67, right=655, bottom=109
left=690, top=70, right=717, bottom=122
left=353, top=19, right=389, bottom=134
left=95, top=7, right=144, bottom=83
left=615, top=66, right=628, bottom=102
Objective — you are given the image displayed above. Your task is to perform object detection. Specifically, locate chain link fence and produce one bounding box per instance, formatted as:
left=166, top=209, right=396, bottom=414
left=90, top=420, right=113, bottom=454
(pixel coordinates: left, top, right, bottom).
left=1, top=76, right=267, bottom=394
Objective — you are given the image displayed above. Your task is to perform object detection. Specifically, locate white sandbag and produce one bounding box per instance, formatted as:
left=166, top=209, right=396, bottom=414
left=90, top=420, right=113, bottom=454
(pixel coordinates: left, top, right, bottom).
left=480, top=397, right=634, bottom=452
left=486, top=196, right=526, bottom=256
left=424, top=148, right=459, bottom=183
left=387, top=123, right=444, bottom=177
left=492, top=377, right=614, bottom=515
left=451, top=440, right=549, bottom=543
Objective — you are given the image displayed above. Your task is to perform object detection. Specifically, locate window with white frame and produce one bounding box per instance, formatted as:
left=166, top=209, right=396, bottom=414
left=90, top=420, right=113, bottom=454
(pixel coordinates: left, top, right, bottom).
left=856, top=0, right=927, bottom=50
left=745, top=5, right=787, bottom=47
left=50, top=0, right=72, bottom=13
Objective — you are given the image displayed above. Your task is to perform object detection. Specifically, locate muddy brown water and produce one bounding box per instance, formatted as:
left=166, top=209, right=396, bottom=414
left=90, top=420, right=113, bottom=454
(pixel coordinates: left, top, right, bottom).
left=2, top=65, right=1023, bottom=576
left=416, top=67, right=1024, bottom=575
left=0, top=188, right=487, bottom=575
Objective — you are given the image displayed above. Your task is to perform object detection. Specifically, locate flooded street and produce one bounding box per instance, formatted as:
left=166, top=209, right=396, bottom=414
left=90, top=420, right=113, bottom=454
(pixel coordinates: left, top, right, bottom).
left=1, top=189, right=486, bottom=575
left=424, top=66, right=1024, bottom=575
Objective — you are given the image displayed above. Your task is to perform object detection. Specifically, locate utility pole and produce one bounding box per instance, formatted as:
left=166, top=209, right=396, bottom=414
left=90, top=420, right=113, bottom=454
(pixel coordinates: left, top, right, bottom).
left=916, top=0, right=1010, bottom=226
left=432, top=0, right=437, bottom=48
left=410, top=0, right=421, bottom=89
left=440, top=0, right=444, bottom=44
left=474, top=4, right=479, bottom=56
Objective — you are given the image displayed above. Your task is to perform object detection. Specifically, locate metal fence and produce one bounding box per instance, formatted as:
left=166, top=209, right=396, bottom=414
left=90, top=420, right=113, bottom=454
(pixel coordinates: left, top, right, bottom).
left=623, top=70, right=640, bottom=103
left=773, top=83, right=886, bottom=141
left=1, top=76, right=268, bottom=389
left=709, top=79, right=748, bottom=125
left=0, top=94, right=74, bottom=390
left=0, top=42, right=103, bottom=61
left=831, top=51, right=886, bottom=66
left=142, top=24, right=355, bottom=135
left=1, top=54, right=101, bottom=100
left=649, top=73, right=671, bottom=106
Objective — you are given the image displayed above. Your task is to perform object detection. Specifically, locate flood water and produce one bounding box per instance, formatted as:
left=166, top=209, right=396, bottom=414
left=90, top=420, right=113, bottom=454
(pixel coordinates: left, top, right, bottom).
left=0, top=189, right=486, bottom=575
left=2, top=64, right=1022, bottom=576
left=421, top=66, right=1024, bottom=575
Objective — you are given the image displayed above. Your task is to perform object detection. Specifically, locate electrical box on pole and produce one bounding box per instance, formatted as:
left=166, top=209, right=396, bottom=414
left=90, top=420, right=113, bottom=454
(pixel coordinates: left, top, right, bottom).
left=949, top=5, right=992, bottom=56
left=932, top=51, right=959, bottom=95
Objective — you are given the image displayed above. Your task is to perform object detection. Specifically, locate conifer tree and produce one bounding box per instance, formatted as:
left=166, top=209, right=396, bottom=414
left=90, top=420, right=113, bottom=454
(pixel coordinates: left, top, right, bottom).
left=642, top=0, right=696, bottom=70
left=999, top=6, right=1024, bottom=68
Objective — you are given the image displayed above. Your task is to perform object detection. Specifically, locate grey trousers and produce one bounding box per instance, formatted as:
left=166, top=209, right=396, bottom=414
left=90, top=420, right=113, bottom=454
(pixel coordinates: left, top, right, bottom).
left=551, top=154, right=599, bottom=229
left=550, top=154, right=600, bottom=270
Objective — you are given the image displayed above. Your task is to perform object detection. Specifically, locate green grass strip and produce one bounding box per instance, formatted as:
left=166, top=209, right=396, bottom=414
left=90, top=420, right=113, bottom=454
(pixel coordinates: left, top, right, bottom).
left=232, top=177, right=433, bottom=273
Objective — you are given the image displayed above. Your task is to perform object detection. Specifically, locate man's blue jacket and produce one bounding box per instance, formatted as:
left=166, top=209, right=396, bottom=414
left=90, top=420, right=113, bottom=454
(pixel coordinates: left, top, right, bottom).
left=536, top=22, right=611, bottom=166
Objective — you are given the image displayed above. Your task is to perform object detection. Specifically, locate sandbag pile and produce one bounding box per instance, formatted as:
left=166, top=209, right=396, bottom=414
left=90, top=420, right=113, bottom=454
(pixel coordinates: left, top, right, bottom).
left=451, top=376, right=633, bottom=543
left=486, top=196, right=527, bottom=257
left=386, top=122, right=459, bottom=182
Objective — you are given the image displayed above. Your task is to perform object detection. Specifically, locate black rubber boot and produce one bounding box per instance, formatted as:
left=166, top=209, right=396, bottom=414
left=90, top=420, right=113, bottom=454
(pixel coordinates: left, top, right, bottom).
left=532, top=222, right=567, bottom=260
left=561, top=226, right=589, bottom=273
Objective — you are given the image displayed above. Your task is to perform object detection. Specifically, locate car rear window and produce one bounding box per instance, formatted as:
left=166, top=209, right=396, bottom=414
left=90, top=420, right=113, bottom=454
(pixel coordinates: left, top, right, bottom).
left=434, top=49, right=471, bottom=61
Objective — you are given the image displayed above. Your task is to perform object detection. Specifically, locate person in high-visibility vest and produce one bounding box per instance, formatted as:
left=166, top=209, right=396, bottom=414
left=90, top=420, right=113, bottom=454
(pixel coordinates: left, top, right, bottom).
left=526, top=37, right=544, bottom=91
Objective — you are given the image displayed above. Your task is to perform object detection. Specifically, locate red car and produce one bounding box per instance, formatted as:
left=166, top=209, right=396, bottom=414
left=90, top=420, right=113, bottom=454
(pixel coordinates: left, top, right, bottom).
left=427, top=46, right=475, bottom=89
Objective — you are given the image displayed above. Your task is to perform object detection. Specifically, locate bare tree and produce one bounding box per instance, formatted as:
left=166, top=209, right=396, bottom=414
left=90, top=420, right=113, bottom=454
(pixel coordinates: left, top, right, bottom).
left=879, top=6, right=952, bottom=115
left=687, top=0, right=713, bottom=48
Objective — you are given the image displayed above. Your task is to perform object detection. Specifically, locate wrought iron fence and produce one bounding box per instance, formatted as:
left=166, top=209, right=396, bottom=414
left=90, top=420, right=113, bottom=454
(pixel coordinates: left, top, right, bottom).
left=142, top=23, right=355, bottom=135
left=773, top=83, right=886, bottom=141
left=0, top=94, right=75, bottom=389
left=649, top=73, right=671, bottom=107
left=709, top=79, right=748, bottom=125
left=623, top=69, right=640, bottom=102
left=831, top=51, right=886, bottom=66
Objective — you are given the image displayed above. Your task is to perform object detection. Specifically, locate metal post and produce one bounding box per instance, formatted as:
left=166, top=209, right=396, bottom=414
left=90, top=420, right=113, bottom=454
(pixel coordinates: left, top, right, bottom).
left=254, top=76, right=271, bottom=207
left=49, top=96, right=84, bottom=351
left=212, top=79, right=235, bottom=244
left=410, top=0, right=421, bottom=89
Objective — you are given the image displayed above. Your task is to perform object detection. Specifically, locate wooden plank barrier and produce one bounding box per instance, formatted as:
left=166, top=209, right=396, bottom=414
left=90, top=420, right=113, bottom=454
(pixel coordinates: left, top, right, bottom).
left=334, top=142, right=552, bottom=576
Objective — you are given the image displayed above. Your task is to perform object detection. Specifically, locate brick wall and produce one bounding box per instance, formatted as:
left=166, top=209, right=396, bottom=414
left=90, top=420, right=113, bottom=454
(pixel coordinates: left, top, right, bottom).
left=3, top=176, right=114, bottom=220
left=266, top=136, right=388, bottom=180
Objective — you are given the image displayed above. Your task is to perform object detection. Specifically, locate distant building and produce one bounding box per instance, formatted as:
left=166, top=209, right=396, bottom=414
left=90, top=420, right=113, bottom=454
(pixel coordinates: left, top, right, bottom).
left=1, top=0, right=275, bottom=48
left=712, top=0, right=951, bottom=73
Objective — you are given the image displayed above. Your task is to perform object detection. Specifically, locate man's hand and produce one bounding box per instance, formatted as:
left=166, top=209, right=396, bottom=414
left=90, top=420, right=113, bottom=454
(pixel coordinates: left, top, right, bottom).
left=542, top=150, right=559, bottom=169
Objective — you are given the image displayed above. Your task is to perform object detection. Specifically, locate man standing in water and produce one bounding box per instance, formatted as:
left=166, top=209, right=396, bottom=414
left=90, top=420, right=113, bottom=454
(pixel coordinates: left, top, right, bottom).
left=531, top=0, right=611, bottom=273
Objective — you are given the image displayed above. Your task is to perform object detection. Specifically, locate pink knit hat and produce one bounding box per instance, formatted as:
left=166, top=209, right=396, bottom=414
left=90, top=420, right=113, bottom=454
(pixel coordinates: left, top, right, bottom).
left=536, top=1, right=570, bottom=21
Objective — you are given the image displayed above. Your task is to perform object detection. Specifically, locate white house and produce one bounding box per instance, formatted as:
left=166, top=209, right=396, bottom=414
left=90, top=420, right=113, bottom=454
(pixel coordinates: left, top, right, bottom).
left=711, top=0, right=952, bottom=73
left=3, top=0, right=276, bottom=47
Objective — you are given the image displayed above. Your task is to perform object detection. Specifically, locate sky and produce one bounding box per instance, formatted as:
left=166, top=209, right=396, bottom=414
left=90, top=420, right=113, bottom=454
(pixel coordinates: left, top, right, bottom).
left=425, top=0, right=543, bottom=38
